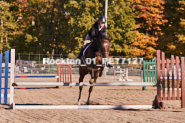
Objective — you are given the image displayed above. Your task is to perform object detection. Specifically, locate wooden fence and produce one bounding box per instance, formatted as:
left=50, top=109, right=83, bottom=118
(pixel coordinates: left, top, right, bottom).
left=156, top=50, right=185, bottom=108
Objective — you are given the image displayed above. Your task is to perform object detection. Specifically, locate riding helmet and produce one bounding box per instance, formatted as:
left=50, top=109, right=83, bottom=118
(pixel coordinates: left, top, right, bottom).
left=98, top=16, right=106, bottom=23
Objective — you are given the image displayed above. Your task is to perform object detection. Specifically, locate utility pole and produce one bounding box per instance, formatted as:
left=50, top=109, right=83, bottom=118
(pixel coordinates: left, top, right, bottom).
left=105, top=0, right=108, bottom=27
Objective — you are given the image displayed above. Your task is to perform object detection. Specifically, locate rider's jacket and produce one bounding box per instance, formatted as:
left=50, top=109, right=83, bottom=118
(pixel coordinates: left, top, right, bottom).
left=88, top=21, right=107, bottom=39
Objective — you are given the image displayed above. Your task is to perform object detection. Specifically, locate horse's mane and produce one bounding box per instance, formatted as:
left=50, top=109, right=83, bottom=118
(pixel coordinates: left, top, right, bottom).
left=92, top=33, right=110, bottom=43
left=98, top=32, right=109, bottom=41
left=102, top=35, right=109, bottom=41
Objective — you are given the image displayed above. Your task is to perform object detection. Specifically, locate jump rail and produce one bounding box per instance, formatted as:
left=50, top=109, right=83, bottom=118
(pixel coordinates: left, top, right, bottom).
left=2, top=76, right=57, bottom=78
left=13, top=82, right=158, bottom=87
left=13, top=105, right=155, bottom=110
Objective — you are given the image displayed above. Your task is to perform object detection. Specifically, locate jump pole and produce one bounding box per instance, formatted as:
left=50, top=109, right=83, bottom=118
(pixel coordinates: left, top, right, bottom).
left=14, top=87, right=57, bottom=89
left=2, top=75, right=58, bottom=78
left=0, top=52, right=2, bottom=104
left=0, top=49, right=14, bottom=105
left=14, top=105, right=155, bottom=110
left=13, top=82, right=158, bottom=87
left=10, top=49, right=15, bottom=105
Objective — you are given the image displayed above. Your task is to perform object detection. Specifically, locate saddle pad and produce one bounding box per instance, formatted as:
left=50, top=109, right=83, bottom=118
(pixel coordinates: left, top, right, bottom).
left=83, top=43, right=92, bottom=56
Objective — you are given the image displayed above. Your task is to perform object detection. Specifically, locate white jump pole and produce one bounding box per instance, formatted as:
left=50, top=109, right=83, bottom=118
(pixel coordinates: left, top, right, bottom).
left=10, top=49, right=15, bottom=106
left=14, top=105, right=155, bottom=110
left=13, top=82, right=157, bottom=86
left=125, top=68, right=133, bottom=81
left=119, top=68, right=125, bottom=81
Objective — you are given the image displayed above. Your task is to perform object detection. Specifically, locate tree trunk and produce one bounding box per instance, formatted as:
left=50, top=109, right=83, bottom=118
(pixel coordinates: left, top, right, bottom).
left=1, top=18, right=3, bottom=53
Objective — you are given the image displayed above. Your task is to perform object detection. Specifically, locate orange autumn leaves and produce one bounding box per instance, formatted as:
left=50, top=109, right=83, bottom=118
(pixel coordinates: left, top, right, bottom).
left=130, top=0, right=168, bottom=58
left=131, top=31, right=157, bottom=57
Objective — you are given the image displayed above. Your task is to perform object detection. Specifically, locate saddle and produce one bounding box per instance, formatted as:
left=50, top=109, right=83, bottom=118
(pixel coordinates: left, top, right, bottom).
left=82, top=43, right=92, bottom=57
left=81, top=43, right=104, bottom=77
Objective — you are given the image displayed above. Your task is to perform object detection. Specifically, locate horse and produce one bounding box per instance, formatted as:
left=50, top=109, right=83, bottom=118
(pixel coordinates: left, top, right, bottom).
left=78, top=33, right=111, bottom=105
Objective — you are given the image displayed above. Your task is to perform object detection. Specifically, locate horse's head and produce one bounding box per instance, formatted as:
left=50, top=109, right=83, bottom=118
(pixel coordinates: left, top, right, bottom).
left=95, top=33, right=111, bottom=58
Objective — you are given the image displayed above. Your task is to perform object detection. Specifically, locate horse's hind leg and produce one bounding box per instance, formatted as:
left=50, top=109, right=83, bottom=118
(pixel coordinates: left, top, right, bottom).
left=87, top=71, right=100, bottom=105
left=78, top=68, right=88, bottom=105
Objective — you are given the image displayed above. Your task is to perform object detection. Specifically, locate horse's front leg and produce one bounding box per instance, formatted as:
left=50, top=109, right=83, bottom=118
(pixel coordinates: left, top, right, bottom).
left=87, top=71, right=100, bottom=105
left=78, top=67, right=88, bottom=105
left=78, top=86, right=83, bottom=105
left=89, top=62, right=95, bottom=84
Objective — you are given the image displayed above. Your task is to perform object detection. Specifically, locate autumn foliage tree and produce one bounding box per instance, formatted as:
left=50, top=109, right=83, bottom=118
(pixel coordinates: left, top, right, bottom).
left=158, top=0, right=185, bottom=57
left=131, top=0, right=167, bottom=58
left=176, top=0, right=185, bottom=56
left=3, top=0, right=185, bottom=58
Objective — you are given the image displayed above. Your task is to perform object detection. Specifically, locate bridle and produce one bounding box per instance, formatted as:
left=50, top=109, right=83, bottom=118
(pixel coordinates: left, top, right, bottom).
left=103, top=52, right=109, bottom=55
left=94, top=34, right=110, bottom=58
left=101, top=39, right=110, bottom=58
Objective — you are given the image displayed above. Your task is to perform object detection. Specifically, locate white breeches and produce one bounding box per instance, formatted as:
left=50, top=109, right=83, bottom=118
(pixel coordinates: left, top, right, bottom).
left=83, top=34, right=92, bottom=46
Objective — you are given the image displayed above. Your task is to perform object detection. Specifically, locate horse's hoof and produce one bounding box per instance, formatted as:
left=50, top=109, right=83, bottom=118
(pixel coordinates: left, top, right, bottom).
left=86, top=101, right=90, bottom=105
left=78, top=101, right=81, bottom=105
left=89, top=79, right=94, bottom=84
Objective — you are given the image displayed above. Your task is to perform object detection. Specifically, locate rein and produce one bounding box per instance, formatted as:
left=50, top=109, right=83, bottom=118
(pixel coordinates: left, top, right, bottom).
left=81, top=36, right=110, bottom=71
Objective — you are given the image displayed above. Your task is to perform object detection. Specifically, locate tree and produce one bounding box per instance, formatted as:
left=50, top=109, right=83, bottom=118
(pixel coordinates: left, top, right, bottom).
left=65, top=0, right=137, bottom=56
left=131, top=0, right=167, bottom=58
left=65, top=0, right=104, bottom=55
left=9, top=0, right=72, bottom=55
left=0, top=1, right=17, bottom=52
left=107, top=0, right=137, bottom=56
left=158, top=0, right=185, bottom=56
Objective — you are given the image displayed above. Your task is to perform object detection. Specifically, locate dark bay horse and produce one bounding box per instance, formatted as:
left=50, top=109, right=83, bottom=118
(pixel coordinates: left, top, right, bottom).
left=78, top=34, right=110, bottom=105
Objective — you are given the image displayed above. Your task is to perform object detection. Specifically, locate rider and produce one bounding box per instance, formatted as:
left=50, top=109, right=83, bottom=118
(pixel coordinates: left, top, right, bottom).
left=77, top=15, right=112, bottom=67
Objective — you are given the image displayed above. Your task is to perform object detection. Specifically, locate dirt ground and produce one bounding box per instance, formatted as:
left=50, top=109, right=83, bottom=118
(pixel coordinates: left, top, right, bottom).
left=0, top=74, right=185, bottom=123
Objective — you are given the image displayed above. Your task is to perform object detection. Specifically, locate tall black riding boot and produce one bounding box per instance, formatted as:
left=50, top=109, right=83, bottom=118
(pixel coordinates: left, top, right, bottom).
left=77, top=46, right=84, bottom=59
